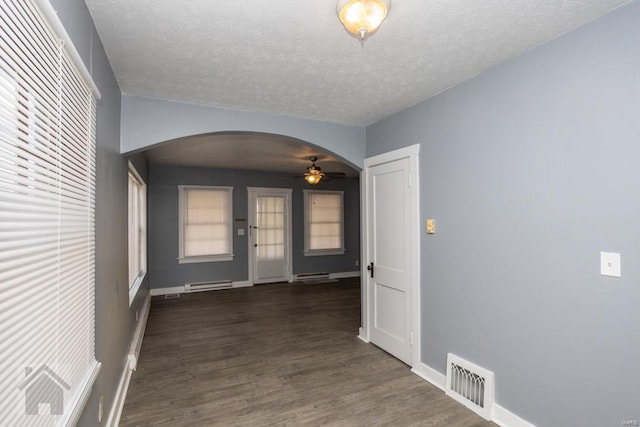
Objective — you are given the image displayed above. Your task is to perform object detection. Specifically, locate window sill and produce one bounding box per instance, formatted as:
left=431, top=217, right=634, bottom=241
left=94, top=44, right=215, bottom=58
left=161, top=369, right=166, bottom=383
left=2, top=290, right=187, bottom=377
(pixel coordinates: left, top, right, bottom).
left=303, top=249, right=345, bottom=257
left=128, top=272, right=146, bottom=306
left=178, top=254, right=234, bottom=264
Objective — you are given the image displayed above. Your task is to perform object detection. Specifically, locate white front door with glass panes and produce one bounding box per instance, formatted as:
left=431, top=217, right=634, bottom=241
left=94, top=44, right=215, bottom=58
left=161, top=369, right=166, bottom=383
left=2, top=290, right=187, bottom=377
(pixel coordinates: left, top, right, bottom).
left=248, top=188, right=292, bottom=284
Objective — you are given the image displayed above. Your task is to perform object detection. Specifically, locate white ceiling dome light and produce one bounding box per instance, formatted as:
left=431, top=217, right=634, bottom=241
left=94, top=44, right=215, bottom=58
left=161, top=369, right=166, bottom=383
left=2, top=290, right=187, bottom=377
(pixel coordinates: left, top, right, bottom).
left=336, top=0, right=391, bottom=40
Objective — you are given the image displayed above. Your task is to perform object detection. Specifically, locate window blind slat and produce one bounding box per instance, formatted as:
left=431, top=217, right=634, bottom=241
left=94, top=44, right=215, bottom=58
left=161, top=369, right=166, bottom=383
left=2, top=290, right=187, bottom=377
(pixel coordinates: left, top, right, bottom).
left=0, top=41, right=58, bottom=106
left=0, top=169, right=61, bottom=196
left=1, top=8, right=59, bottom=84
left=0, top=233, right=58, bottom=251
left=0, top=253, right=59, bottom=286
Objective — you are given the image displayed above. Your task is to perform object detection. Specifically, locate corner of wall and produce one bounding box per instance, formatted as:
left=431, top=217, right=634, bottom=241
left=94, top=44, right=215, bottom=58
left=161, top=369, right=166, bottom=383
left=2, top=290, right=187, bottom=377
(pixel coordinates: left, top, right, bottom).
left=410, top=361, right=536, bottom=427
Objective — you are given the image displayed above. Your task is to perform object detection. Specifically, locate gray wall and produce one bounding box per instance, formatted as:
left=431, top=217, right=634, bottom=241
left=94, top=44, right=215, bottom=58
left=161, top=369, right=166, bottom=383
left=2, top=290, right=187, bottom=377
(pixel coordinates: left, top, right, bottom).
left=49, top=1, right=640, bottom=425
left=366, top=3, right=640, bottom=426
left=148, top=164, right=360, bottom=289
left=120, top=95, right=366, bottom=169
left=48, top=2, right=149, bottom=426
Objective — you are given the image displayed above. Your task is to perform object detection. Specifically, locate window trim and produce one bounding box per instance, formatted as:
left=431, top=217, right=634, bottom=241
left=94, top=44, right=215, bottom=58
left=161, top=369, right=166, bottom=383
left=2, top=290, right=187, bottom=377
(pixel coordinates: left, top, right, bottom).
left=178, top=185, right=234, bottom=263
left=128, top=162, right=147, bottom=305
left=303, top=190, right=345, bottom=256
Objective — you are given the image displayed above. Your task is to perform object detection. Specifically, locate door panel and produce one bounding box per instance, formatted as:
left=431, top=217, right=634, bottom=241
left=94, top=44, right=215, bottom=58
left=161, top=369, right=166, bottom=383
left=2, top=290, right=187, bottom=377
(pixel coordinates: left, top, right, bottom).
left=375, top=283, right=405, bottom=340
left=368, top=158, right=412, bottom=364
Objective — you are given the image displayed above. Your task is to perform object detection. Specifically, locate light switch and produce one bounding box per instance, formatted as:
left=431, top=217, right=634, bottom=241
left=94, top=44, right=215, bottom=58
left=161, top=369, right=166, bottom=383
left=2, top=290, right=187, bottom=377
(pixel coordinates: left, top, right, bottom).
left=426, top=219, right=435, bottom=234
left=600, top=251, right=621, bottom=278
left=237, top=228, right=245, bottom=236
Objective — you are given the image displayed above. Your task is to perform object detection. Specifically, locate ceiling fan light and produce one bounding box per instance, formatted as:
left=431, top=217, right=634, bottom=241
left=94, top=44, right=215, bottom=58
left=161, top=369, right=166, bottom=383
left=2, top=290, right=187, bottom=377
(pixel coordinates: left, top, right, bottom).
left=304, top=157, right=325, bottom=184
left=305, top=172, right=323, bottom=185
left=337, top=0, right=390, bottom=40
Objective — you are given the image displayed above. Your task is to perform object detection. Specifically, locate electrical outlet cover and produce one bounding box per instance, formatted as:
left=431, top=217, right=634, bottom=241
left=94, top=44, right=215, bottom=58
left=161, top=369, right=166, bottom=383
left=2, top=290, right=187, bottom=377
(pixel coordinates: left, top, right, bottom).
left=600, top=251, right=621, bottom=278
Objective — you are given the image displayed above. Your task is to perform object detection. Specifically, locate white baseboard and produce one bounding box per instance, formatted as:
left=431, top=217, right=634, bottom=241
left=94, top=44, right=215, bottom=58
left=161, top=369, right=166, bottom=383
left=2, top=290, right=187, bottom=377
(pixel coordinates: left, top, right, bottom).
left=232, top=280, right=252, bottom=288
left=357, top=327, right=369, bottom=343
left=411, top=362, right=446, bottom=391
left=130, top=294, right=151, bottom=361
left=150, top=286, right=184, bottom=296
left=293, top=271, right=360, bottom=281
left=150, top=280, right=253, bottom=296
left=105, top=352, right=133, bottom=427
left=106, top=293, right=151, bottom=427
left=330, top=271, right=361, bottom=279
left=411, top=361, right=535, bottom=427
left=492, top=403, right=536, bottom=427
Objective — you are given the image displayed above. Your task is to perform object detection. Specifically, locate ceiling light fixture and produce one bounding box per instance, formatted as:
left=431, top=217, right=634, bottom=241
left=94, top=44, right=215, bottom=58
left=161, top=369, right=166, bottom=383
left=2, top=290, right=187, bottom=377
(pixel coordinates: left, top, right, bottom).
left=304, top=156, right=325, bottom=185
left=336, top=0, right=390, bottom=41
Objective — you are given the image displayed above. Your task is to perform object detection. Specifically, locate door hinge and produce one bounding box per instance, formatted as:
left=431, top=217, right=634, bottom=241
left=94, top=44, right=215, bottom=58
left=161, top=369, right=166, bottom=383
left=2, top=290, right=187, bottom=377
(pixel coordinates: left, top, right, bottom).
left=408, top=173, right=411, bottom=188
left=410, top=332, right=413, bottom=345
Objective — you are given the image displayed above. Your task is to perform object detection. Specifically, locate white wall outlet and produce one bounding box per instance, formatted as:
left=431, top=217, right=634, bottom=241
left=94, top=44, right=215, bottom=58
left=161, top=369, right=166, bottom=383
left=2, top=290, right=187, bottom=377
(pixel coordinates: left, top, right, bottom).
left=600, top=251, right=621, bottom=278
left=355, top=260, right=359, bottom=266
left=238, top=228, right=245, bottom=236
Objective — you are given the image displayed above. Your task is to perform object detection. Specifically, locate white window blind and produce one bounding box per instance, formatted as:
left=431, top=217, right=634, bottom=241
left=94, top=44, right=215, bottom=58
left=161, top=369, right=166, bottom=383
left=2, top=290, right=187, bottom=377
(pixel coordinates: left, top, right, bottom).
left=178, top=186, right=234, bottom=263
left=0, top=0, right=100, bottom=425
left=128, top=163, right=146, bottom=303
left=304, top=190, right=345, bottom=255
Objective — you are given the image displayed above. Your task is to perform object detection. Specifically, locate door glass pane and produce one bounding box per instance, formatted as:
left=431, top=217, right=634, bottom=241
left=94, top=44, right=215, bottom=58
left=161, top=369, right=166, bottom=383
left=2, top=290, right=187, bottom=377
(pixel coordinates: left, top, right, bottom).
left=256, top=196, right=285, bottom=280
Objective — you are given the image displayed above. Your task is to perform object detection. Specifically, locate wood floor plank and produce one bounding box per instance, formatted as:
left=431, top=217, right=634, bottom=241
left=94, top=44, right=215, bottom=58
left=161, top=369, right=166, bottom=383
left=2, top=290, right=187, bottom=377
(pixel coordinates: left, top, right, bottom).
left=121, top=279, right=496, bottom=426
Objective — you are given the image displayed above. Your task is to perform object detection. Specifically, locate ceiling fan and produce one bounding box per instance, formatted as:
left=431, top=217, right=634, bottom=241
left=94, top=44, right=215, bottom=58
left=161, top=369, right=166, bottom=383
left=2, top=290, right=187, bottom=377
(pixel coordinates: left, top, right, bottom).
left=304, top=156, right=345, bottom=185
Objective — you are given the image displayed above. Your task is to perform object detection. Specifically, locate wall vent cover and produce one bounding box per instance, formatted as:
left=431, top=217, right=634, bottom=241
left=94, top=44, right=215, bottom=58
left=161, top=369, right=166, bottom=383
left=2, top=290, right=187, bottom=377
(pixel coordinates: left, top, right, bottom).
left=445, top=353, right=494, bottom=420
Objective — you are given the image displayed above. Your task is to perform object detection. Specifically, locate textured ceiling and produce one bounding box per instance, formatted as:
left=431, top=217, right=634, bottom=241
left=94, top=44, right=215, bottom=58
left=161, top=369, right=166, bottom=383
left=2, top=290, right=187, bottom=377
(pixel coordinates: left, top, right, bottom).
left=85, top=0, right=631, bottom=127
left=86, top=0, right=631, bottom=174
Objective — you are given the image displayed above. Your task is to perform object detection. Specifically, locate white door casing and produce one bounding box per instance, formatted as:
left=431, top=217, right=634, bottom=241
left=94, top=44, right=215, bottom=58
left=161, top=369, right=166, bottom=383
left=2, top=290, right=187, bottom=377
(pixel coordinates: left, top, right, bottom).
left=360, top=144, right=421, bottom=368
left=248, top=187, right=293, bottom=284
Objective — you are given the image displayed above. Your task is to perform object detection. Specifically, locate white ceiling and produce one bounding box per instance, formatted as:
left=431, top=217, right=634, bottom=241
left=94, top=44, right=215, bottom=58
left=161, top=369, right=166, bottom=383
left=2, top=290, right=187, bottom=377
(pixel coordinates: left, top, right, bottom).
left=144, top=133, right=360, bottom=177
left=85, top=0, right=631, bottom=172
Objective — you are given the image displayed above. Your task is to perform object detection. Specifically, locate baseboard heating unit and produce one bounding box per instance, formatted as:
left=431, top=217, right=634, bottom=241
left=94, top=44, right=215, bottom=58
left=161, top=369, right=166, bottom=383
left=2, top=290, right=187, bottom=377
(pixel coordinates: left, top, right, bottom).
left=296, top=272, right=330, bottom=280
left=296, top=272, right=339, bottom=284
left=445, top=353, right=495, bottom=420
left=184, top=280, right=233, bottom=293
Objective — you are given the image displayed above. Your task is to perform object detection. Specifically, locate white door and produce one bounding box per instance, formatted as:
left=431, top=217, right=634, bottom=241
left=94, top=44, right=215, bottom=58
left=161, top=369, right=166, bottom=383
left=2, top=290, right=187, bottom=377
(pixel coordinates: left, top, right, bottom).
left=248, top=188, right=292, bottom=284
left=366, top=157, right=413, bottom=365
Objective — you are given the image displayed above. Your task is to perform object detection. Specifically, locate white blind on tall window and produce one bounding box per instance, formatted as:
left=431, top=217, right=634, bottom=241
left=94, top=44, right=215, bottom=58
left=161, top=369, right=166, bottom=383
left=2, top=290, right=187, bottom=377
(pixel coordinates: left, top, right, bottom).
left=0, top=0, right=99, bottom=425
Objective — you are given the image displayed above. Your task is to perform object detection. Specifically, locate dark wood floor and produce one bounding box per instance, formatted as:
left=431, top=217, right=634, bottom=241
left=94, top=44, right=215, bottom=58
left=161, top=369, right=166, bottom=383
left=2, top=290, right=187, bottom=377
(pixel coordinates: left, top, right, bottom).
left=121, top=279, right=495, bottom=426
